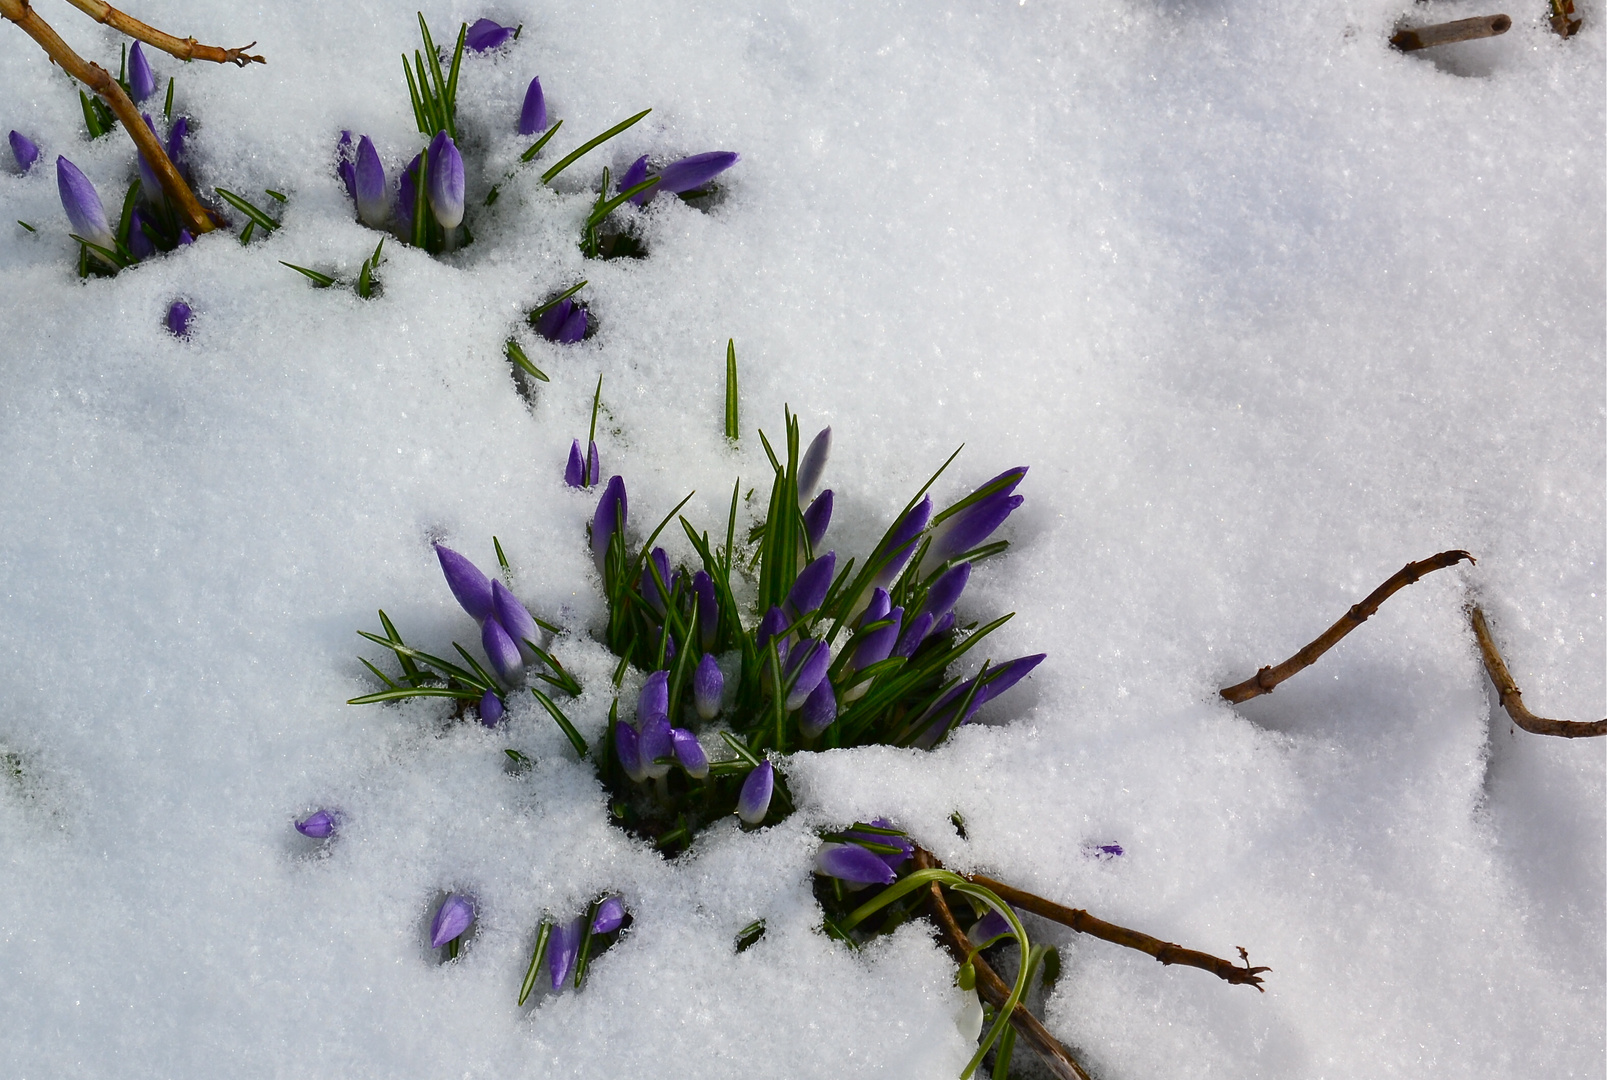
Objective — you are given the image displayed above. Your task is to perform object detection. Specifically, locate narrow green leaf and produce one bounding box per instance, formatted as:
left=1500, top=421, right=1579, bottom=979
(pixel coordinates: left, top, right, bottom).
left=116, top=180, right=140, bottom=249
left=69, top=235, right=131, bottom=268
left=163, top=77, right=175, bottom=121
left=451, top=643, right=501, bottom=692
left=532, top=688, right=589, bottom=759
left=520, top=120, right=563, bottom=162
left=541, top=109, right=651, bottom=184
left=724, top=339, right=739, bottom=440
left=584, top=176, right=660, bottom=228
left=418, top=14, right=454, bottom=139
left=493, top=536, right=510, bottom=572
left=346, top=687, right=482, bottom=705
left=588, top=374, right=604, bottom=448
left=403, top=55, right=427, bottom=135
left=718, top=730, right=762, bottom=768
left=281, top=262, right=337, bottom=287
left=215, top=187, right=279, bottom=232
left=358, top=657, right=400, bottom=690
left=505, top=339, right=549, bottom=382
left=518, top=921, right=552, bottom=1006
left=528, top=279, right=588, bottom=322
left=573, top=898, right=599, bottom=988
left=17, top=221, right=35, bottom=232
left=377, top=610, right=423, bottom=684
left=444, top=22, right=467, bottom=119
left=265, top=189, right=288, bottom=203
left=410, top=148, right=429, bottom=248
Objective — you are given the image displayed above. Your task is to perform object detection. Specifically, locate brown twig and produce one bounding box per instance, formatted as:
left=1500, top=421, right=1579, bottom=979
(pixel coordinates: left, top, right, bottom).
left=913, top=850, right=1092, bottom=1080
left=1219, top=549, right=1475, bottom=704
left=59, top=0, right=263, bottom=65
left=1390, top=14, right=1511, bottom=51
left=0, top=0, right=215, bottom=234
left=966, top=873, right=1270, bottom=990
left=1469, top=606, right=1607, bottom=738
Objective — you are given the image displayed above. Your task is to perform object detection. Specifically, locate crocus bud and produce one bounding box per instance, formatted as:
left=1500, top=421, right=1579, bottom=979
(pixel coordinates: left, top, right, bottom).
left=127, top=209, right=154, bottom=260
left=430, top=893, right=476, bottom=948
left=815, top=842, right=896, bottom=885
left=967, top=909, right=1012, bottom=946
left=465, top=17, right=515, bottom=52
left=844, top=606, right=901, bottom=703
left=557, top=303, right=587, bottom=344
left=9, top=130, right=39, bottom=173
left=56, top=156, right=113, bottom=251
left=518, top=76, right=547, bottom=135
left=926, top=468, right=1026, bottom=568
left=929, top=612, right=955, bottom=639
left=637, top=670, right=669, bottom=729
left=784, top=639, right=830, bottom=711
left=891, top=613, right=932, bottom=659
left=396, top=152, right=421, bottom=223
left=916, top=563, right=971, bottom=627
left=803, top=490, right=833, bottom=549
left=798, top=678, right=836, bottom=738
left=844, top=819, right=914, bottom=870
left=427, top=131, right=464, bottom=230
left=479, top=689, right=504, bottom=727
left=128, top=42, right=157, bottom=103
left=671, top=727, right=709, bottom=779
left=295, top=810, right=336, bottom=838
left=736, top=761, right=773, bottom=825
left=165, top=300, right=192, bottom=339
left=565, top=440, right=586, bottom=488
left=871, top=496, right=932, bottom=591
left=548, top=916, right=582, bottom=988
left=797, top=426, right=831, bottom=500
left=860, top=588, right=891, bottom=627
left=591, top=475, right=627, bottom=572
left=619, top=154, right=650, bottom=203
left=434, top=543, right=495, bottom=621
left=689, top=570, right=718, bottom=649
left=482, top=617, right=523, bottom=684
left=692, top=653, right=723, bottom=720
left=586, top=442, right=600, bottom=487
left=656, top=150, right=739, bottom=195
left=354, top=135, right=388, bottom=227
left=166, top=116, right=188, bottom=170
left=786, top=552, right=835, bottom=619
left=491, top=580, right=540, bottom=655
left=640, top=548, right=672, bottom=615
left=177, top=229, right=193, bottom=245
left=592, top=896, right=626, bottom=935
left=755, top=605, right=788, bottom=654
left=912, top=653, right=1047, bottom=748
left=639, top=716, right=674, bottom=780
left=615, top=720, right=646, bottom=782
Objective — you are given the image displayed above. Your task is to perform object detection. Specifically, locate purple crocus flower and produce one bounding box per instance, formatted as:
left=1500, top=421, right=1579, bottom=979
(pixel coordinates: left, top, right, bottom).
left=165, top=300, right=192, bottom=339
left=482, top=616, right=523, bottom=684
left=797, top=427, right=831, bottom=500
left=564, top=440, right=587, bottom=488
left=891, top=613, right=933, bottom=659
left=535, top=298, right=589, bottom=344
left=637, top=670, right=669, bottom=729
left=672, top=727, right=709, bottom=778
left=655, top=151, right=739, bottom=196
left=354, top=135, right=387, bottom=227
left=479, top=689, right=504, bottom=727
left=427, top=130, right=464, bottom=229
left=591, top=475, right=627, bottom=572
left=816, top=843, right=896, bottom=886
left=518, top=76, right=547, bottom=135
left=336, top=130, right=357, bottom=199
left=639, top=716, right=673, bottom=780
left=916, top=563, right=971, bottom=628
left=803, top=490, right=833, bottom=550
left=548, top=916, right=582, bottom=988
left=435, top=543, right=495, bottom=622
left=295, top=809, right=337, bottom=838
left=690, top=570, right=718, bottom=649
left=491, top=580, right=540, bottom=655
left=913, top=653, right=1047, bottom=747
left=844, top=819, right=914, bottom=870
left=755, top=606, right=789, bottom=655
left=736, top=760, right=773, bottom=825
left=166, top=116, right=188, bottom=171
left=430, top=893, right=476, bottom=948
left=615, top=720, right=645, bottom=782
left=967, top=909, right=1014, bottom=947
left=592, top=896, right=626, bottom=934
left=9, top=130, right=39, bottom=173
left=798, top=677, right=836, bottom=738
left=870, top=496, right=932, bottom=592
left=845, top=605, right=902, bottom=703
left=929, top=612, right=955, bottom=639
left=640, top=547, right=672, bottom=615
left=786, top=552, right=835, bottom=619
left=927, top=468, right=1027, bottom=568
left=784, top=638, right=830, bottom=711
left=127, top=209, right=154, bottom=259
left=128, top=42, right=157, bottom=103
left=860, top=588, right=891, bottom=627
left=56, top=156, right=113, bottom=251
left=177, top=228, right=192, bottom=246
left=465, top=17, right=516, bottom=52
left=618, top=154, right=651, bottom=203
left=692, top=653, right=723, bottom=720
left=396, top=152, right=421, bottom=223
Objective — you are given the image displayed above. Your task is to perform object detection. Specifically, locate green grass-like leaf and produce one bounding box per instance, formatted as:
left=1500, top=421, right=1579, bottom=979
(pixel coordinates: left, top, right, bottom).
left=281, top=262, right=337, bottom=287
left=541, top=109, right=651, bottom=184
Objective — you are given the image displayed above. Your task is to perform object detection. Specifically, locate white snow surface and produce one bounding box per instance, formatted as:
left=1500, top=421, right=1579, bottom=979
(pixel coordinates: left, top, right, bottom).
left=1, top=1, right=1602, bottom=1077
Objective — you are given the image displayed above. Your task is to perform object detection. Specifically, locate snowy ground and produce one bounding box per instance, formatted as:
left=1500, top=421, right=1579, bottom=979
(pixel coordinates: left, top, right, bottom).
left=1, top=1, right=1602, bottom=1077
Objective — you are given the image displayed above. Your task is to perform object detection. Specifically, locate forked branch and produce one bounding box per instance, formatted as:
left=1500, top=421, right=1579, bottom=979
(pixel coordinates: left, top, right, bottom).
left=1220, top=549, right=1475, bottom=703
left=59, top=0, right=263, bottom=65
left=1469, top=606, right=1607, bottom=738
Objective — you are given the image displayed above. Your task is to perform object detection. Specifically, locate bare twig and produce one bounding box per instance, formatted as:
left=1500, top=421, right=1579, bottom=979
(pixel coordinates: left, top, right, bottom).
left=1391, top=14, right=1511, bottom=51
left=1220, top=549, right=1475, bottom=704
left=0, top=0, right=216, bottom=234
left=59, top=0, right=263, bottom=65
left=912, top=850, right=1092, bottom=1080
left=1469, top=606, right=1607, bottom=738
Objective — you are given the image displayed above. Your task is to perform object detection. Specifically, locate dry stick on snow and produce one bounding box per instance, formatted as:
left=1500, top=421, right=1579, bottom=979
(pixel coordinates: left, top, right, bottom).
left=912, top=850, right=1093, bottom=1080
left=58, top=0, right=263, bottom=66
left=965, top=872, right=1271, bottom=990
left=1390, top=14, right=1511, bottom=51
left=1219, top=549, right=1476, bottom=704
left=1469, top=606, right=1607, bottom=738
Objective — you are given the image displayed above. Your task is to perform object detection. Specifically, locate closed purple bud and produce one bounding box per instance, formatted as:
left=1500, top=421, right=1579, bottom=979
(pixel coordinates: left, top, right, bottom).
left=556, top=303, right=587, bottom=344
left=784, top=638, right=830, bottom=711
left=482, top=617, right=523, bottom=683
left=165, top=300, right=191, bottom=338
left=565, top=440, right=586, bottom=488
left=465, top=17, right=516, bottom=52
left=755, top=606, right=789, bottom=653
left=892, top=613, right=932, bottom=659
left=56, top=156, right=113, bottom=250
left=929, top=612, right=955, bottom=639
left=860, top=588, right=892, bottom=627
left=619, top=154, right=651, bottom=203
left=479, top=689, right=504, bottom=727
left=690, top=571, right=718, bottom=649
left=548, top=917, right=582, bottom=987
left=693, top=653, right=723, bottom=720
left=968, top=910, right=1012, bottom=946
left=786, top=552, right=835, bottom=619
left=797, top=427, right=831, bottom=500
left=491, top=580, right=539, bottom=654
left=848, top=604, right=902, bottom=684
left=641, top=548, right=672, bottom=615
left=917, top=563, right=971, bottom=625
left=592, top=475, right=627, bottom=572
left=166, top=116, right=188, bottom=166
left=427, top=131, right=464, bottom=229
left=535, top=298, right=571, bottom=340
left=929, top=470, right=1026, bottom=565
left=518, top=76, right=547, bottom=135
left=177, top=228, right=193, bottom=245
left=396, top=153, right=421, bottom=223
left=816, top=843, right=896, bottom=885
left=872, top=496, right=932, bottom=590
left=9, top=130, right=39, bottom=173
left=637, top=670, right=669, bottom=729
left=295, top=810, right=336, bottom=838
left=803, top=490, right=833, bottom=549
left=587, top=442, right=600, bottom=488
left=128, top=42, right=157, bottom=103
left=354, top=135, right=387, bottom=227
left=737, top=761, right=773, bottom=825
left=672, top=727, right=709, bottom=778
left=638, top=716, right=673, bottom=779
left=615, top=720, right=645, bottom=782
left=592, top=896, right=626, bottom=935
left=435, top=543, right=495, bottom=621
left=127, top=209, right=153, bottom=260
left=798, top=677, right=836, bottom=738
left=656, top=150, right=739, bottom=195
left=845, top=819, right=914, bottom=870
left=430, top=893, right=476, bottom=948
left=913, top=653, right=1046, bottom=747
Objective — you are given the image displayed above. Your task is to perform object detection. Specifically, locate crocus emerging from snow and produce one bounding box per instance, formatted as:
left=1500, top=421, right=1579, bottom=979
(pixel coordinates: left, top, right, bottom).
left=615, top=720, right=645, bottom=782
left=128, top=42, right=156, bottom=103
left=430, top=893, right=476, bottom=948
left=491, top=580, right=540, bottom=654
left=482, top=616, right=523, bottom=683
left=548, top=916, right=582, bottom=987
left=638, top=716, right=674, bottom=780
left=9, top=130, right=38, bottom=173
left=592, top=475, right=627, bottom=572
left=690, top=570, right=718, bottom=649
left=165, top=300, right=192, bottom=338
left=128, top=210, right=154, bottom=260
left=427, top=131, right=465, bottom=229
left=640, top=548, right=672, bottom=615
left=671, top=727, right=708, bottom=778
left=926, top=467, right=1026, bottom=568
left=465, top=17, right=516, bottom=52
left=891, top=612, right=933, bottom=659
left=637, top=670, right=669, bottom=729
left=56, top=156, right=113, bottom=251
left=564, top=439, right=600, bottom=487
left=736, top=761, right=773, bottom=825
left=435, top=543, right=495, bottom=621
left=784, top=638, right=830, bottom=711
left=396, top=152, right=421, bottom=223
left=786, top=552, right=835, bottom=619
left=844, top=819, right=914, bottom=870
left=135, top=114, right=163, bottom=201
left=535, top=298, right=588, bottom=343
left=518, top=76, right=547, bottom=135
left=479, top=689, right=504, bottom=727
left=816, top=842, right=896, bottom=886
left=592, top=896, right=626, bottom=934
left=799, top=677, right=836, bottom=738
left=354, top=135, right=387, bottom=227
left=916, top=562, right=971, bottom=628
left=797, top=426, right=830, bottom=500
left=871, top=496, right=932, bottom=591
left=913, top=653, right=1047, bottom=747
left=655, top=151, right=739, bottom=196
left=803, top=490, right=833, bottom=549
left=619, top=154, right=649, bottom=202
left=295, top=810, right=336, bottom=838
left=692, top=653, right=723, bottom=720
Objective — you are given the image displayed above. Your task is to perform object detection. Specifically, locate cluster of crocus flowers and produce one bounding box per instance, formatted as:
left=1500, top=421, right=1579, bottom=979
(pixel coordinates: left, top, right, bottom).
left=615, top=671, right=712, bottom=783
left=56, top=117, right=194, bottom=271
left=564, top=438, right=601, bottom=488
left=339, top=129, right=465, bottom=245
left=520, top=894, right=629, bottom=1003
left=435, top=542, right=544, bottom=721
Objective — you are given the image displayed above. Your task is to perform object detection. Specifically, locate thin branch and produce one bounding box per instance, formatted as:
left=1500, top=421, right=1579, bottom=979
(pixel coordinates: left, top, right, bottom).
left=965, top=872, right=1270, bottom=990
left=1469, top=606, right=1607, bottom=738
left=912, top=850, right=1092, bottom=1080
left=58, top=0, right=263, bottom=65
left=1220, top=549, right=1475, bottom=704
left=0, top=0, right=215, bottom=234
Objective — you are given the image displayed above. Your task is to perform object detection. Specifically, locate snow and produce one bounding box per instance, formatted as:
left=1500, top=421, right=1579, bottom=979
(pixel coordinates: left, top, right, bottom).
left=1, top=1, right=1601, bottom=1077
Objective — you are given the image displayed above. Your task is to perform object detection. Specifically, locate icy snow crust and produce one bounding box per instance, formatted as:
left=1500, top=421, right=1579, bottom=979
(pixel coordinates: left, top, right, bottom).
left=0, top=0, right=1602, bottom=1076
